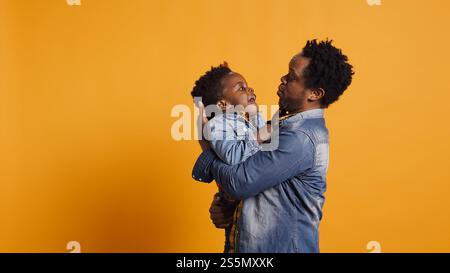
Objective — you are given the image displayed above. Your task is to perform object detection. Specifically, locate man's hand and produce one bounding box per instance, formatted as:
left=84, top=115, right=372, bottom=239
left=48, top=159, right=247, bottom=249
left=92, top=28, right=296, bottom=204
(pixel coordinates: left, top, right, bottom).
left=209, top=193, right=237, bottom=229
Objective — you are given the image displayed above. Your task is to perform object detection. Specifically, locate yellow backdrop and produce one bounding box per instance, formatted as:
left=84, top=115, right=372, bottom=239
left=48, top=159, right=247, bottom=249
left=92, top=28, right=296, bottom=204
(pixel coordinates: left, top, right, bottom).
left=1, top=0, right=450, bottom=252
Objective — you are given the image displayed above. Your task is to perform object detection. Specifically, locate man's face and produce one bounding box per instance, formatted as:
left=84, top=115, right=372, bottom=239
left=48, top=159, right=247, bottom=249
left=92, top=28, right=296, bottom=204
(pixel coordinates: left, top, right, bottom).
left=277, top=54, right=311, bottom=113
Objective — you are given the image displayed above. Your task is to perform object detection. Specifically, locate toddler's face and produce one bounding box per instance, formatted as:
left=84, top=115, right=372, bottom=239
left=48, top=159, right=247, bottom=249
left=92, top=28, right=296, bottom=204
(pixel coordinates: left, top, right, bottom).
left=219, top=72, right=256, bottom=110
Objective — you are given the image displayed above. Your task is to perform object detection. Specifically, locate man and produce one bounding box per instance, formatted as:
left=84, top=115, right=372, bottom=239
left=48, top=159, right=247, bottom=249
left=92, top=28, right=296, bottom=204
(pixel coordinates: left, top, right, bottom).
left=192, top=39, right=354, bottom=252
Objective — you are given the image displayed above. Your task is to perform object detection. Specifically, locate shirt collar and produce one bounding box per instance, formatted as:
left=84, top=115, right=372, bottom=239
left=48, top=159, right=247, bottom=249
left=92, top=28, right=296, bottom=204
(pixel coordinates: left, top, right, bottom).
left=279, top=108, right=324, bottom=126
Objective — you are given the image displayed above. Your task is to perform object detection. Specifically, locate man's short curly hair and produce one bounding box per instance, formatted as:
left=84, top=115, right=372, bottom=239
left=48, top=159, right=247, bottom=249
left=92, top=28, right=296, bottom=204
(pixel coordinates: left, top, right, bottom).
left=301, top=39, right=354, bottom=108
left=190, top=62, right=232, bottom=108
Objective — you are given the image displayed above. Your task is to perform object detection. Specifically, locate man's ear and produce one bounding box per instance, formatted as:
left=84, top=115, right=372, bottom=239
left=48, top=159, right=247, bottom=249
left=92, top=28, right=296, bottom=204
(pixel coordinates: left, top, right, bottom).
left=308, top=88, right=325, bottom=102
left=216, top=99, right=228, bottom=111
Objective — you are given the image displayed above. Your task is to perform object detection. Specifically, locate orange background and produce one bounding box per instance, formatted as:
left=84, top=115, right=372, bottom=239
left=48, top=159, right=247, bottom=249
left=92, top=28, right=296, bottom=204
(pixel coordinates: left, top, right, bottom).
left=1, top=0, right=450, bottom=252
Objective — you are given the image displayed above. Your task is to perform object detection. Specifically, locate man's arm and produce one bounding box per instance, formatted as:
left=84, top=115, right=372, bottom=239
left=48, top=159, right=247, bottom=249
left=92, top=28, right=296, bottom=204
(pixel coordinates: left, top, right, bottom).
left=192, top=129, right=314, bottom=199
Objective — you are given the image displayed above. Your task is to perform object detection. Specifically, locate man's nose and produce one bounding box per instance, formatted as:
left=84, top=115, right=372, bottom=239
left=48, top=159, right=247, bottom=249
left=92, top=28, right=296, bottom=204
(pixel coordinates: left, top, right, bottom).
left=280, top=75, right=287, bottom=85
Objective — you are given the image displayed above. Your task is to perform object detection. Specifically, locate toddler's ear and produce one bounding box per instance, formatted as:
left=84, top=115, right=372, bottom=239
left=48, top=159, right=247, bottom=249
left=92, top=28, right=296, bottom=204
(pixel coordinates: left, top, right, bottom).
left=216, top=100, right=228, bottom=111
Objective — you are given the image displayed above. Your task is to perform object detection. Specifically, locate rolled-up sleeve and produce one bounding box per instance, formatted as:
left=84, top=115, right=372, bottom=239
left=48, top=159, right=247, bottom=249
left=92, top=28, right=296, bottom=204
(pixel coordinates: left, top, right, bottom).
left=191, top=148, right=217, bottom=183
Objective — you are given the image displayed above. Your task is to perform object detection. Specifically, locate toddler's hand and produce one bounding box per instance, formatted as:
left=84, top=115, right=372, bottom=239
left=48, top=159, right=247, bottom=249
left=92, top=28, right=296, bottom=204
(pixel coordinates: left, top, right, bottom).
left=196, top=101, right=210, bottom=151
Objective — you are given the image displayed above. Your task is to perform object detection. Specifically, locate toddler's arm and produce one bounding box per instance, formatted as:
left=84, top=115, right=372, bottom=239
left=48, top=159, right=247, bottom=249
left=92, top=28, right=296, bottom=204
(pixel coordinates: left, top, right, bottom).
left=205, top=118, right=260, bottom=165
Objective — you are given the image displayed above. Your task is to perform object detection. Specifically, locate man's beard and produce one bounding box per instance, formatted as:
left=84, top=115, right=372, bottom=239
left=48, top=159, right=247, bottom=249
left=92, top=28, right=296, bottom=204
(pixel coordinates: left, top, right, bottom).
left=278, top=97, right=287, bottom=111
left=278, top=99, right=289, bottom=117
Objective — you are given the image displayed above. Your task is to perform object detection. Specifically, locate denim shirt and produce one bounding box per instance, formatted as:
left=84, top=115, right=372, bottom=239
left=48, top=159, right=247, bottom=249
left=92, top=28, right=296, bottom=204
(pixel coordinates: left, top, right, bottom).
left=204, top=112, right=265, bottom=165
left=192, top=109, right=329, bottom=253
